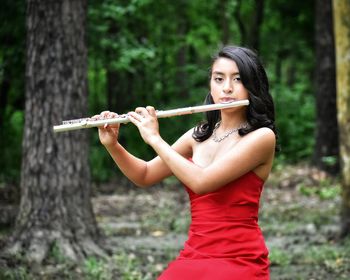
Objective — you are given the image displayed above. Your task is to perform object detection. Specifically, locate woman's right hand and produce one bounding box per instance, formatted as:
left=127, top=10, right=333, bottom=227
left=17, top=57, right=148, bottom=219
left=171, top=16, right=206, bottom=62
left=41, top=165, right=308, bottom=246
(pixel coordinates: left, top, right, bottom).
left=91, top=111, right=120, bottom=147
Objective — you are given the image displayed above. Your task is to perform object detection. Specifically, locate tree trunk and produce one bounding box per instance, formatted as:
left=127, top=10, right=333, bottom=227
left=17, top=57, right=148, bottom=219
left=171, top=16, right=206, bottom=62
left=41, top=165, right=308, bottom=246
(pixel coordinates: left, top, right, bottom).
left=5, top=0, right=105, bottom=263
left=219, top=0, right=230, bottom=45
left=234, top=0, right=264, bottom=51
left=175, top=13, right=189, bottom=100
left=248, top=0, right=264, bottom=51
left=312, top=0, right=339, bottom=175
left=333, top=0, right=350, bottom=238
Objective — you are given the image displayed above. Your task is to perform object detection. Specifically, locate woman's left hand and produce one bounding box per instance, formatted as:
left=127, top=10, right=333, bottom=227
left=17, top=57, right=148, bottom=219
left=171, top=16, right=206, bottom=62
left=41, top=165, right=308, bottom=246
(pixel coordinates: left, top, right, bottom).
left=128, top=106, right=161, bottom=145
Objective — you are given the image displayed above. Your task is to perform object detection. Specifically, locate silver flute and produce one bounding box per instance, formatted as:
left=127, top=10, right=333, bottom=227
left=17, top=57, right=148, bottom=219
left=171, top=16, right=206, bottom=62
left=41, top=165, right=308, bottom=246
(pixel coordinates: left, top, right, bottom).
left=53, top=99, right=249, bottom=133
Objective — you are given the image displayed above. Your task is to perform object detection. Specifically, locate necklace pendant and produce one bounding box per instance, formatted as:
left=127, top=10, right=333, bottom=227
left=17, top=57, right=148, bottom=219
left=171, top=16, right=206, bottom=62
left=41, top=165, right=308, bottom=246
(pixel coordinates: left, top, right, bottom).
left=212, top=121, right=248, bottom=143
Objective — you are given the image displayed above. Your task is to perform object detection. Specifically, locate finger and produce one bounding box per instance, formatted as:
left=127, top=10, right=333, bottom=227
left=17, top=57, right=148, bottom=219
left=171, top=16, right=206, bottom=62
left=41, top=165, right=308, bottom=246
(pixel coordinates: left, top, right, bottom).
left=128, top=111, right=143, bottom=121
left=146, top=106, right=156, bottom=117
left=90, top=114, right=100, bottom=120
left=135, top=107, right=149, bottom=117
left=102, top=122, right=117, bottom=130
left=96, top=122, right=108, bottom=129
left=135, top=107, right=145, bottom=113
left=127, top=112, right=142, bottom=127
left=99, top=111, right=109, bottom=119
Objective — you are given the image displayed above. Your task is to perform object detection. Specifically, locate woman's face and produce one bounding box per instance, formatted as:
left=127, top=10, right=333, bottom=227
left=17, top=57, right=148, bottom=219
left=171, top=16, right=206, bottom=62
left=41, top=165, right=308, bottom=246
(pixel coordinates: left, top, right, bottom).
left=210, top=57, right=249, bottom=104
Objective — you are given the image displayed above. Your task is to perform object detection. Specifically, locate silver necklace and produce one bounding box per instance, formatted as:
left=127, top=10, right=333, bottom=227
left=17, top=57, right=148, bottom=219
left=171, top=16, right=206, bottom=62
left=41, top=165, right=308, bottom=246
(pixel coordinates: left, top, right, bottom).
left=212, top=121, right=248, bottom=142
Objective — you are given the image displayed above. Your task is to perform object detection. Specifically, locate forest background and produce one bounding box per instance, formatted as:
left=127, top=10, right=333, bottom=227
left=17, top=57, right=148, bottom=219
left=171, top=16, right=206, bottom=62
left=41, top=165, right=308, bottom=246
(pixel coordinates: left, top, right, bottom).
left=1, top=0, right=350, bottom=279
left=0, top=0, right=319, bottom=183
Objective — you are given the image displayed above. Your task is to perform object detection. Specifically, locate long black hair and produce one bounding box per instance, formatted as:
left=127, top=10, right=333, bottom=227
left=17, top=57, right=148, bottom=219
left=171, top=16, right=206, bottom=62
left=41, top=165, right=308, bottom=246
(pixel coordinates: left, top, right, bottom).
left=192, top=45, right=279, bottom=151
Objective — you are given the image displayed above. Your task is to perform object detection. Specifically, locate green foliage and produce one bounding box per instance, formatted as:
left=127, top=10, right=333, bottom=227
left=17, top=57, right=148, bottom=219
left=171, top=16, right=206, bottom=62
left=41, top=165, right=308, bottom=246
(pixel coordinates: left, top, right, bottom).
left=0, top=0, right=318, bottom=183
left=274, top=84, right=315, bottom=160
left=84, top=257, right=110, bottom=280
left=0, top=0, right=25, bottom=184
left=88, top=64, right=107, bottom=114
left=89, top=133, right=118, bottom=183
left=141, top=197, right=190, bottom=234
left=322, top=156, right=338, bottom=167
left=0, top=266, right=32, bottom=280
left=303, top=244, right=345, bottom=264
left=114, top=253, right=144, bottom=280
left=269, top=248, right=293, bottom=266
left=299, top=184, right=341, bottom=200
left=298, top=174, right=341, bottom=201
left=86, top=0, right=317, bottom=182
left=48, top=242, right=67, bottom=264
left=0, top=110, right=24, bottom=182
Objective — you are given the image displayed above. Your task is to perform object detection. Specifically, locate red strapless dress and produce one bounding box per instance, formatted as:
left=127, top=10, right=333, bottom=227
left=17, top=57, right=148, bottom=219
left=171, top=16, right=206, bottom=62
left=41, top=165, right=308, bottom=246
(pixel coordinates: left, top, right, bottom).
left=158, top=170, right=269, bottom=280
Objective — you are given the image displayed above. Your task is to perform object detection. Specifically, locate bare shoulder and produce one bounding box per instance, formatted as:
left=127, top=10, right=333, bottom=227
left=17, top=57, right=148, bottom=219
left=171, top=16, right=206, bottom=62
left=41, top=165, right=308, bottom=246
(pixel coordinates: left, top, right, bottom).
left=250, top=127, right=275, bottom=139
left=176, top=127, right=196, bottom=143
left=240, top=127, right=276, bottom=150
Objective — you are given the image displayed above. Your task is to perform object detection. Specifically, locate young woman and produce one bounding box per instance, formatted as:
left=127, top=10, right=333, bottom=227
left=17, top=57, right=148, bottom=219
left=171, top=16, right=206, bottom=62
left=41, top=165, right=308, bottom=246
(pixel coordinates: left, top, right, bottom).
left=95, top=45, right=277, bottom=279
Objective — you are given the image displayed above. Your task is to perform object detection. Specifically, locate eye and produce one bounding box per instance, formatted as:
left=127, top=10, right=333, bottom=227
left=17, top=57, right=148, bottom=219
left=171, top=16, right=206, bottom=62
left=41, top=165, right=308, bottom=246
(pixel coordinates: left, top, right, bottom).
left=233, top=76, right=241, bottom=82
left=214, top=76, right=224, bottom=83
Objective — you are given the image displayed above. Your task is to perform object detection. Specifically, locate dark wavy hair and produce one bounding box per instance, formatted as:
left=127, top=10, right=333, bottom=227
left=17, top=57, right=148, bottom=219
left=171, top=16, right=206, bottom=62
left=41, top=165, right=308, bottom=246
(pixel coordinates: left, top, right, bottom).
left=192, top=45, right=279, bottom=151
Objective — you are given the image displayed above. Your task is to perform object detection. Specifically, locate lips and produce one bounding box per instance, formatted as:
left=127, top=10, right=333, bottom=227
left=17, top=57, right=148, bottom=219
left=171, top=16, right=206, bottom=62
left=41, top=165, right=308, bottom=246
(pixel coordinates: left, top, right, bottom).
left=219, top=98, right=236, bottom=104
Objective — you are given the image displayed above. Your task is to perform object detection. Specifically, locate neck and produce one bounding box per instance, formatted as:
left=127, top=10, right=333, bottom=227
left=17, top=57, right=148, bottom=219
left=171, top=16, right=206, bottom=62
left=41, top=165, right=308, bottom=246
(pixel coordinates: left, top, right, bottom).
left=219, top=112, right=247, bottom=130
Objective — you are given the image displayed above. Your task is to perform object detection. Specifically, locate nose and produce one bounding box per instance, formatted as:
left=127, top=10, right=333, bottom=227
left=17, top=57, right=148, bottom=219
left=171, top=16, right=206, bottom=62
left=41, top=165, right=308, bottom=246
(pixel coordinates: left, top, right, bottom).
left=223, top=79, right=233, bottom=94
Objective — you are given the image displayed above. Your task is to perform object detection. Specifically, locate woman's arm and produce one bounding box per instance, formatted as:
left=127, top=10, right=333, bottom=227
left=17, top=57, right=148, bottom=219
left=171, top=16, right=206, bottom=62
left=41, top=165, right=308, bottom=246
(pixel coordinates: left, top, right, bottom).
left=149, top=128, right=275, bottom=194
left=103, top=129, right=193, bottom=187
left=128, top=106, right=275, bottom=194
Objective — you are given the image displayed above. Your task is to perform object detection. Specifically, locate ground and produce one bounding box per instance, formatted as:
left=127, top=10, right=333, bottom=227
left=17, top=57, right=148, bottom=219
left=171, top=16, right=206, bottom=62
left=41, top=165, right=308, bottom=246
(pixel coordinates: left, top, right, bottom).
left=1, top=164, right=350, bottom=279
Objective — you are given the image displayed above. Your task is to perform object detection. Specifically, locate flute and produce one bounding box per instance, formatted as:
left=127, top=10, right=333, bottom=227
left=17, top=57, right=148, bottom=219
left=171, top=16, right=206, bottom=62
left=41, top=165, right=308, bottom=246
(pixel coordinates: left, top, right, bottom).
left=53, top=99, right=249, bottom=133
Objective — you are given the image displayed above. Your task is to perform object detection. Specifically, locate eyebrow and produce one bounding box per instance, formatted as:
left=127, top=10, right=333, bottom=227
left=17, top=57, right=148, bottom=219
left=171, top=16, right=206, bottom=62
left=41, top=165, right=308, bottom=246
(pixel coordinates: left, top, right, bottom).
left=212, top=71, right=240, bottom=76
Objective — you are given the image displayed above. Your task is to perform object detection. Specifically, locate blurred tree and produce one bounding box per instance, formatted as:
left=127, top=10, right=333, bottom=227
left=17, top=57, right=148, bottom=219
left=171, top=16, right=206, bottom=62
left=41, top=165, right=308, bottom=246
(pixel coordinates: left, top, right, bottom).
left=261, top=0, right=315, bottom=161
left=312, top=0, right=339, bottom=174
left=234, top=0, right=265, bottom=51
left=0, top=0, right=319, bottom=183
left=5, top=0, right=104, bottom=262
left=333, top=0, right=350, bottom=238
